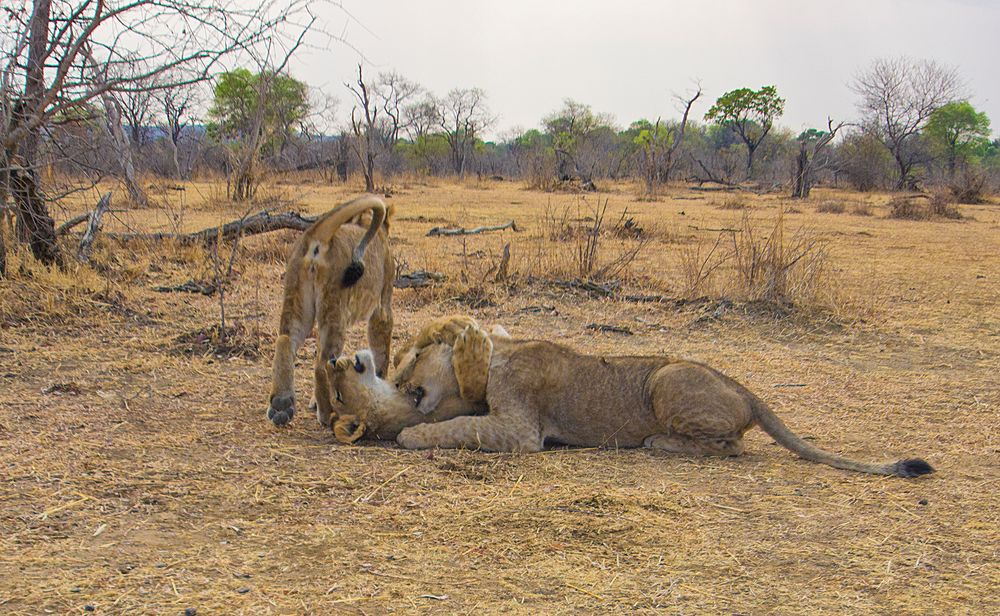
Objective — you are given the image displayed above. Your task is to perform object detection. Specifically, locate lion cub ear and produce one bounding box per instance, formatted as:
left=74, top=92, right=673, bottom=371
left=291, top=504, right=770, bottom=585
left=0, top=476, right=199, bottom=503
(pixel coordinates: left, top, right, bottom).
left=330, top=357, right=354, bottom=372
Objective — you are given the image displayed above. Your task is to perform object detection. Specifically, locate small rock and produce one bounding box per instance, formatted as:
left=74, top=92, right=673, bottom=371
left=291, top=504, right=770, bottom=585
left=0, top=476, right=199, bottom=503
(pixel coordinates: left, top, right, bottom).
left=184, top=608, right=197, bottom=616
left=70, top=588, right=81, bottom=593
left=236, top=587, right=251, bottom=594
left=918, top=499, right=929, bottom=506
left=84, top=606, right=95, bottom=613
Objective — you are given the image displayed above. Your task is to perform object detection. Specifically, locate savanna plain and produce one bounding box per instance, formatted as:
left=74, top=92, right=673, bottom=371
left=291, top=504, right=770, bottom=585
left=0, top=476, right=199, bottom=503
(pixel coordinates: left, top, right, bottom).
left=1, top=177, right=998, bottom=614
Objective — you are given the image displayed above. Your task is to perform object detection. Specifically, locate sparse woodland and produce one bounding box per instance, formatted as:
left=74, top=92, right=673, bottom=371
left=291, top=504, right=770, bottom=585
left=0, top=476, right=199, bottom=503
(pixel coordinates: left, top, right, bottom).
left=1, top=1, right=999, bottom=614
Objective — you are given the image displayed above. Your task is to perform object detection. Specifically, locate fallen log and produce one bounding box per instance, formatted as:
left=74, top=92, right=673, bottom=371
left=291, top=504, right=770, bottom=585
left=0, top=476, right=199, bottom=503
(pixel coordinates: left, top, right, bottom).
left=153, top=280, right=218, bottom=295
left=393, top=270, right=446, bottom=289
left=427, top=220, right=518, bottom=237
left=108, top=210, right=318, bottom=246
left=586, top=323, right=633, bottom=335
left=546, top=278, right=619, bottom=297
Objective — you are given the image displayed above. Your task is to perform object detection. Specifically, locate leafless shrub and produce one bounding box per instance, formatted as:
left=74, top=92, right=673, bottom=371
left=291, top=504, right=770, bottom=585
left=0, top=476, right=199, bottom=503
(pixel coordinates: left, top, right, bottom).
left=851, top=202, right=874, bottom=216
left=816, top=201, right=846, bottom=214
left=716, top=197, right=747, bottom=210
left=529, top=198, right=652, bottom=282
left=681, top=211, right=832, bottom=307
left=887, top=194, right=962, bottom=220
left=949, top=168, right=990, bottom=204
left=928, top=192, right=963, bottom=219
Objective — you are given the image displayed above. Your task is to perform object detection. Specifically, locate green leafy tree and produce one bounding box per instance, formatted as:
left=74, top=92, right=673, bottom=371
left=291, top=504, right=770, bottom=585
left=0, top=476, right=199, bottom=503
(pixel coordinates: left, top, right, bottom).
left=208, top=68, right=309, bottom=157
left=704, top=86, right=785, bottom=179
left=924, top=101, right=991, bottom=177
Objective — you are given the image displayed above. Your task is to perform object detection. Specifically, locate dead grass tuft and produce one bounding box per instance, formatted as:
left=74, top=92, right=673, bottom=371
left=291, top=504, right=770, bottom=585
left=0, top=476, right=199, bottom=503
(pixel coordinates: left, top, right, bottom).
left=680, top=209, right=833, bottom=310
left=887, top=193, right=962, bottom=220
left=715, top=196, right=747, bottom=210
left=816, top=200, right=846, bottom=214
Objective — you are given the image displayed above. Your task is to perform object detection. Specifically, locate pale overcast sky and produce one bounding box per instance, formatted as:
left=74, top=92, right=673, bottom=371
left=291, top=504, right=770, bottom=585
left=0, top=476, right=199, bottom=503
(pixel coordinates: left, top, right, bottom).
left=293, top=0, right=999, bottom=139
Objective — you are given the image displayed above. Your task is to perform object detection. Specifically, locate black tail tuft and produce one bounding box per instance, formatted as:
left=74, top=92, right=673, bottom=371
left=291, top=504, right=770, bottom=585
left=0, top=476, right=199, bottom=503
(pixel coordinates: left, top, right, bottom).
left=894, top=458, right=934, bottom=478
left=342, top=261, right=364, bottom=287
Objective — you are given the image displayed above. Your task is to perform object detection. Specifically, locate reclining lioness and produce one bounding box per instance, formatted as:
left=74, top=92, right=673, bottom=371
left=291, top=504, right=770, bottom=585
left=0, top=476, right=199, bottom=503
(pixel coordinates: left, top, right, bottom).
left=327, top=318, right=934, bottom=478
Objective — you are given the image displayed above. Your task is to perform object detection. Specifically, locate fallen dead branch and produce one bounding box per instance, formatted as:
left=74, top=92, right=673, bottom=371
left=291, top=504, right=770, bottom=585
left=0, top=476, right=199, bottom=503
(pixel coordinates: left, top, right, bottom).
left=546, top=278, right=620, bottom=297
left=393, top=270, right=446, bottom=289
left=427, top=220, right=518, bottom=237
left=77, top=192, right=111, bottom=263
left=620, top=293, right=669, bottom=303
left=108, top=210, right=318, bottom=246
left=585, top=323, right=633, bottom=335
left=153, top=280, right=217, bottom=295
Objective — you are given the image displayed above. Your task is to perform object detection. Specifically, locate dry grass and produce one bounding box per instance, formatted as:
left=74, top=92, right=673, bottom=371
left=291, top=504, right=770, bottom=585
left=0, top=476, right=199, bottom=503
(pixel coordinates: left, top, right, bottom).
left=1, top=181, right=999, bottom=614
left=887, top=194, right=963, bottom=221
left=680, top=209, right=834, bottom=311
left=816, top=200, right=846, bottom=214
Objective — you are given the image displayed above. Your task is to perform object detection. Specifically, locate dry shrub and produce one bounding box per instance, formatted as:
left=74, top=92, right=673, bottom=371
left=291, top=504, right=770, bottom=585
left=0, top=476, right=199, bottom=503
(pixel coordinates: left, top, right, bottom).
left=0, top=245, right=127, bottom=326
left=816, top=201, right=846, bottom=214
left=529, top=197, right=652, bottom=282
left=851, top=202, right=873, bottom=216
left=716, top=196, right=746, bottom=210
left=949, top=168, right=990, bottom=204
left=681, top=211, right=833, bottom=308
left=887, top=194, right=961, bottom=221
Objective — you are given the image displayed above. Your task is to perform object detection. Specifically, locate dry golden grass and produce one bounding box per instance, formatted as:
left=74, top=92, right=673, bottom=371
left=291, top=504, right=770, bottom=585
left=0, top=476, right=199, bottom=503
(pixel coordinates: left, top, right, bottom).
left=1, top=178, right=999, bottom=614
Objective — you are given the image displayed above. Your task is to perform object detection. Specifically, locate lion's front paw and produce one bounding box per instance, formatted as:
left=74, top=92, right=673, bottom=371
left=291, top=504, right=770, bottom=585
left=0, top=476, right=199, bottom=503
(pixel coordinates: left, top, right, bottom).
left=454, top=325, right=492, bottom=402
left=267, top=393, right=295, bottom=426
left=397, top=426, right=431, bottom=450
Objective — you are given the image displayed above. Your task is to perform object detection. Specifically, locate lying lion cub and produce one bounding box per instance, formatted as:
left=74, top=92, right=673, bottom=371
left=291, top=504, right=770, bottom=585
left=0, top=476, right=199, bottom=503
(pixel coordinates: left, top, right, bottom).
left=328, top=318, right=934, bottom=478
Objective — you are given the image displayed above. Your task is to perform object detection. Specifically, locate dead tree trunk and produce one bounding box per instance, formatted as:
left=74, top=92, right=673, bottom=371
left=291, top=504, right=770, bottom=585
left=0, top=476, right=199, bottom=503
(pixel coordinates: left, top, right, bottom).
left=77, top=192, right=111, bottom=263
left=99, top=91, right=148, bottom=207
left=792, top=141, right=810, bottom=199
left=9, top=163, right=61, bottom=266
left=83, top=46, right=149, bottom=207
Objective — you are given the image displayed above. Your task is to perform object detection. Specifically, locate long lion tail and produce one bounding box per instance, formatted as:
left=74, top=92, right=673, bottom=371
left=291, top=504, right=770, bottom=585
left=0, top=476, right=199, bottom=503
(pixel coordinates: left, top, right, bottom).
left=306, top=194, right=388, bottom=287
left=748, top=395, right=934, bottom=478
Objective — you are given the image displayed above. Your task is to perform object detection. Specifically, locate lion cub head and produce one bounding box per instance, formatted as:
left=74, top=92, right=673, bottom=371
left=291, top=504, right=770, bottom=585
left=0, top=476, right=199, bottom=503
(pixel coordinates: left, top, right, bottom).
left=326, top=347, right=477, bottom=444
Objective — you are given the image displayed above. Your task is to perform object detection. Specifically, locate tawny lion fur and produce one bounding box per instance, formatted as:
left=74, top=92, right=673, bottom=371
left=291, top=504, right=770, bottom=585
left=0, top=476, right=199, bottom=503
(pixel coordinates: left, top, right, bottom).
left=266, top=194, right=394, bottom=428
left=328, top=316, right=934, bottom=478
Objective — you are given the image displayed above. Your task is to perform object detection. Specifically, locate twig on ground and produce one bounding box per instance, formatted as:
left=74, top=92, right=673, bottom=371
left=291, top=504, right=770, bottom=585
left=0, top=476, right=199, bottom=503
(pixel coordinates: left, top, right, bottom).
left=586, top=323, right=633, bottom=335
left=427, top=220, right=518, bottom=237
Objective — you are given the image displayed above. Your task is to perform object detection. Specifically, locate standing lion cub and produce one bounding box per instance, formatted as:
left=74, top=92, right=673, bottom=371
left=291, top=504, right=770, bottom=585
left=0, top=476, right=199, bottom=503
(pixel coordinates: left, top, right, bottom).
left=266, top=195, right=394, bottom=428
left=327, top=317, right=934, bottom=478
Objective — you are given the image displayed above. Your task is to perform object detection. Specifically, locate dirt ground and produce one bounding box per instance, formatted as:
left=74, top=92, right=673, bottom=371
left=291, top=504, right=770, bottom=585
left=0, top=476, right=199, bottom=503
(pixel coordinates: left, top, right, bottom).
left=1, top=177, right=998, bottom=614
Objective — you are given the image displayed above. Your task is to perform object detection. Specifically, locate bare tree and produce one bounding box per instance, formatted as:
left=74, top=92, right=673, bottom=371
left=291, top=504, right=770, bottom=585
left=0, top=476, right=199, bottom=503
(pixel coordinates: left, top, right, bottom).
left=792, top=119, right=844, bottom=199
left=852, top=57, right=963, bottom=190
left=402, top=97, right=438, bottom=142
left=376, top=71, right=422, bottom=146
left=663, top=86, right=702, bottom=183
left=346, top=64, right=379, bottom=191
left=83, top=45, right=149, bottom=207
left=637, top=86, right=702, bottom=196
left=434, top=87, right=493, bottom=177
left=1, top=0, right=316, bottom=265
left=157, top=77, right=199, bottom=180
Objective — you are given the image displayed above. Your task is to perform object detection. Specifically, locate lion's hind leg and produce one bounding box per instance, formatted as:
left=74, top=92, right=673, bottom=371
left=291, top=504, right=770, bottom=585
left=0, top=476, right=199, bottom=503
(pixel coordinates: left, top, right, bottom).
left=644, top=433, right=745, bottom=457
left=453, top=324, right=492, bottom=402
left=268, top=264, right=315, bottom=426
